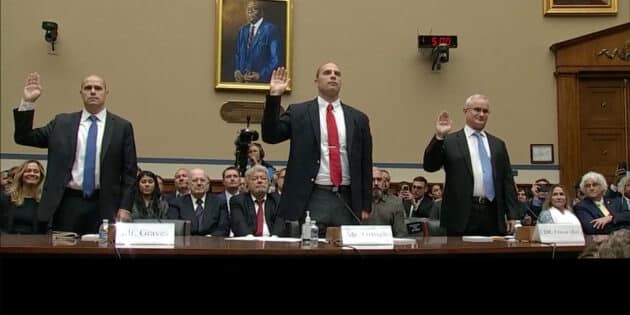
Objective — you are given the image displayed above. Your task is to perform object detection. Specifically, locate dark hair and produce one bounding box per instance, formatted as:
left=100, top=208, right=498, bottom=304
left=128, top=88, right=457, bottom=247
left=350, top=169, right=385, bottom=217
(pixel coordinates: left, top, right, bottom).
left=222, top=166, right=240, bottom=179
left=412, top=176, right=428, bottom=185
left=250, top=142, right=265, bottom=160
left=135, top=170, right=162, bottom=218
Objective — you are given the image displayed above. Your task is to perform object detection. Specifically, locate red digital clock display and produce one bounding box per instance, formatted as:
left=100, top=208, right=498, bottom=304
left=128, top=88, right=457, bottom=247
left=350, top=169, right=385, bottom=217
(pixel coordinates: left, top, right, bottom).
left=418, top=35, right=458, bottom=49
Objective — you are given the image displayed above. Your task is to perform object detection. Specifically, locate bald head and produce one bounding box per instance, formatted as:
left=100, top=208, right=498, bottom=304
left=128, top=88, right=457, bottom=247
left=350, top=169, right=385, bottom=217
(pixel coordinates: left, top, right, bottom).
left=80, top=74, right=108, bottom=113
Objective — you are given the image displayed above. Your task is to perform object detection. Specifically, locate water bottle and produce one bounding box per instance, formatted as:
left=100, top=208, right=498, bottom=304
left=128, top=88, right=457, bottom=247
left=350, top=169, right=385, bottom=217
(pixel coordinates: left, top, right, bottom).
left=98, top=219, right=109, bottom=244
left=310, top=220, right=319, bottom=248
left=302, top=211, right=312, bottom=247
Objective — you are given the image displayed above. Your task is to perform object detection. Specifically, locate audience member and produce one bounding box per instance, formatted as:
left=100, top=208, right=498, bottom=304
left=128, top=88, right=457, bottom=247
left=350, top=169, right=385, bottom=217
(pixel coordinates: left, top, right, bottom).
left=574, top=171, right=630, bottom=234
left=229, top=165, right=280, bottom=236
left=131, top=171, right=169, bottom=220
left=536, top=184, right=580, bottom=225
left=0, top=160, right=46, bottom=234
left=167, top=168, right=228, bottom=236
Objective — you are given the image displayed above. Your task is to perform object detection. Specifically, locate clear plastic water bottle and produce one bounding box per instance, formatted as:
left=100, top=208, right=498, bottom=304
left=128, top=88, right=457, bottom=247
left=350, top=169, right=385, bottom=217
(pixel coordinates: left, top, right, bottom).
left=302, top=211, right=312, bottom=247
left=310, top=220, right=319, bottom=248
left=98, top=219, right=109, bottom=244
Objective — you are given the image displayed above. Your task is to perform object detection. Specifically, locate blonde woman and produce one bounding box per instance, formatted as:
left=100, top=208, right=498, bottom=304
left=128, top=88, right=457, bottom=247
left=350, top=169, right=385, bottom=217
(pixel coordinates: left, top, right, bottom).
left=0, top=160, right=45, bottom=233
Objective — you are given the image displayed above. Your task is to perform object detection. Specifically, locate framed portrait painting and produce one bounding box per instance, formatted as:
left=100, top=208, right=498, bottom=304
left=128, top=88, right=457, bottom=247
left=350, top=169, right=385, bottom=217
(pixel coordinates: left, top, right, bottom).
left=215, top=0, right=292, bottom=91
left=543, top=0, right=618, bottom=16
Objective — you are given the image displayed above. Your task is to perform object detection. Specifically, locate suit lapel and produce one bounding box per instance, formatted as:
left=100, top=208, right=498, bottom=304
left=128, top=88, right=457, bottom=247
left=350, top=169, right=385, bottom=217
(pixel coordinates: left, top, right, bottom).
left=455, top=130, right=473, bottom=176
left=486, top=133, right=498, bottom=180
left=69, top=112, right=82, bottom=168
left=308, top=100, right=321, bottom=145
left=342, top=104, right=354, bottom=157
left=100, top=113, right=114, bottom=164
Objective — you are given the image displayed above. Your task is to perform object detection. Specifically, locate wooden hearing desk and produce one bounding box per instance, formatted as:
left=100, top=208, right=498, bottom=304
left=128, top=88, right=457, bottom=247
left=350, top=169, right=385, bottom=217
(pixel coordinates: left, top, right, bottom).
left=0, top=234, right=588, bottom=259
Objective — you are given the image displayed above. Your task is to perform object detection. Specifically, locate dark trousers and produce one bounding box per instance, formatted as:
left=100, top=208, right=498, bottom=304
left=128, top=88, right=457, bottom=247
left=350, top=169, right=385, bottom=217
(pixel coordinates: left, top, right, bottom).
left=462, top=201, right=500, bottom=236
left=306, top=186, right=360, bottom=237
left=52, top=189, right=101, bottom=235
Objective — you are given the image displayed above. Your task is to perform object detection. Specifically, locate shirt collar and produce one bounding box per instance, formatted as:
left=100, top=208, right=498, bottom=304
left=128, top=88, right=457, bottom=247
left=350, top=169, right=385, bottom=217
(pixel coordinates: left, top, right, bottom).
left=317, top=96, right=341, bottom=110
left=81, top=108, right=107, bottom=122
left=250, top=194, right=266, bottom=203
left=464, top=124, right=486, bottom=138
left=251, top=17, right=263, bottom=29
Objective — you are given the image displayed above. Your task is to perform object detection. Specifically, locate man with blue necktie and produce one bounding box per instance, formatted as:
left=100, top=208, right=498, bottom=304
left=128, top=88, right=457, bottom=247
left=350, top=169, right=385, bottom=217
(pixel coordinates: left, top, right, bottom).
left=13, top=72, right=138, bottom=235
left=423, top=94, right=522, bottom=236
left=234, top=0, right=282, bottom=83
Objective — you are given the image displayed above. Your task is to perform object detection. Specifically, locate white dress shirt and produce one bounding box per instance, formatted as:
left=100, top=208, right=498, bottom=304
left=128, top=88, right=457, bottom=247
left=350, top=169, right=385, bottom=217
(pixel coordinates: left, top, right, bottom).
left=315, top=96, right=350, bottom=186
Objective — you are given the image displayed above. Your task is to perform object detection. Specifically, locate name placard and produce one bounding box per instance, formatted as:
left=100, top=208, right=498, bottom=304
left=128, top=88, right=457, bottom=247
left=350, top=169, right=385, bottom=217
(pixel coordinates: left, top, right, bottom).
left=534, top=224, right=585, bottom=245
left=115, top=223, right=175, bottom=247
left=341, top=225, right=393, bottom=246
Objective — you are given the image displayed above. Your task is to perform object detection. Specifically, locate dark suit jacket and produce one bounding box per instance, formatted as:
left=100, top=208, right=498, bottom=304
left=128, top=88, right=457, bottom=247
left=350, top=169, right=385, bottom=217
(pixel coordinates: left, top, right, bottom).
left=262, top=95, right=372, bottom=235
left=13, top=109, right=137, bottom=225
left=573, top=197, right=630, bottom=235
left=229, top=192, right=280, bottom=236
left=234, top=20, right=282, bottom=82
left=403, top=196, right=434, bottom=218
left=423, top=129, right=521, bottom=234
left=166, top=194, right=229, bottom=236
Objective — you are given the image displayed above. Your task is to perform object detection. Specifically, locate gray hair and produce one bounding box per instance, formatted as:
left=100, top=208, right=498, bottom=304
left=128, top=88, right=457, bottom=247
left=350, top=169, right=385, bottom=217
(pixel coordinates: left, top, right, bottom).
left=464, top=94, right=489, bottom=108
left=244, top=164, right=269, bottom=183
left=579, top=171, right=608, bottom=194
left=617, top=175, right=630, bottom=191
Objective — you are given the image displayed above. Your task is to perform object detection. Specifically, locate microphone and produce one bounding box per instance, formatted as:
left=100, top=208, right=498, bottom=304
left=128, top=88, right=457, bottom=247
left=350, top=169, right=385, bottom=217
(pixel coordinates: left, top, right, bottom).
left=333, top=191, right=361, bottom=224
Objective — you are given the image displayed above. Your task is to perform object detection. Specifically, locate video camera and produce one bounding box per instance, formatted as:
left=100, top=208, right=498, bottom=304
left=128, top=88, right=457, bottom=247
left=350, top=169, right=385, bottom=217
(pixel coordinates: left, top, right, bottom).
left=234, top=116, right=259, bottom=176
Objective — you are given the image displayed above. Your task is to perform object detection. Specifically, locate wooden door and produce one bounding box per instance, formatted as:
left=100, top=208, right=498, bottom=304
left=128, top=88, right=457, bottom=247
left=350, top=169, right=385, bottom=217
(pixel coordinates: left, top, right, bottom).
left=578, top=77, right=630, bottom=186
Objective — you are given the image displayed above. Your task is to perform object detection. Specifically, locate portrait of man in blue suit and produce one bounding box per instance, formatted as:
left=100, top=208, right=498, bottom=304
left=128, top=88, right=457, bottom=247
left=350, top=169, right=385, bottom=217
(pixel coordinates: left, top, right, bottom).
left=233, top=0, right=283, bottom=83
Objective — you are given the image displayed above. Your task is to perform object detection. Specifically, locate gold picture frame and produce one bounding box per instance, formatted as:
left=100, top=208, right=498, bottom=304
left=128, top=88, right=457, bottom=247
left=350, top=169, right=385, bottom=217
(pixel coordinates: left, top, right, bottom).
left=215, top=0, right=292, bottom=91
left=543, top=0, right=618, bottom=16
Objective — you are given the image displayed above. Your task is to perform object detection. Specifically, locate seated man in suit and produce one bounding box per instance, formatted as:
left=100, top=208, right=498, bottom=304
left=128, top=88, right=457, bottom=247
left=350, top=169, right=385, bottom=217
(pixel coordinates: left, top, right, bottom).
left=167, top=168, right=229, bottom=236
left=229, top=165, right=280, bottom=236
left=402, top=176, right=433, bottom=218
left=574, top=171, right=630, bottom=235
left=163, top=168, right=190, bottom=206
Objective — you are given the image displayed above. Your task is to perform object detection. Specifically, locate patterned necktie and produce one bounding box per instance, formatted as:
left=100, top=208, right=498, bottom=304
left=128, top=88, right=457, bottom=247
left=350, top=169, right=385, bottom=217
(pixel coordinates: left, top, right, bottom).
left=195, top=198, right=204, bottom=229
left=473, top=131, right=495, bottom=201
left=326, top=104, right=342, bottom=187
left=254, top=199, right=264, bottom=236
left=596, top=201, right=610, bottom=217
left=82, top=115, right=98, bottom=197
left=247, top=24, right=255, bottom=48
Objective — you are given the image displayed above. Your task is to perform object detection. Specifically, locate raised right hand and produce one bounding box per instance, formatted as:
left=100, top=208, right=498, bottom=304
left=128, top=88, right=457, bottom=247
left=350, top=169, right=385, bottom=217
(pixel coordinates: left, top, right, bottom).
left=23, top=72, right=42, bottom=102
left=269, top=67, right=290, bottom=96
left=435, top=111, right=452, bottom=138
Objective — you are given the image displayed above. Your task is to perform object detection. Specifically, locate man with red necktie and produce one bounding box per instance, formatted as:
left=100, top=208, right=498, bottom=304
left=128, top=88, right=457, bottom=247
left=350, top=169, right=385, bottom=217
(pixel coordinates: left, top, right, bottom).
left=229, top=165, right=281, bottom=237
left=262, top=63, right=373, bottom=237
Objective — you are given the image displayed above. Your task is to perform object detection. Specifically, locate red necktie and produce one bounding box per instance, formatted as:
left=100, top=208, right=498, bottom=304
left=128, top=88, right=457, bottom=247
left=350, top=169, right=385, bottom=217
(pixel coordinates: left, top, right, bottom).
left=326, top=104, right=342, bottom=186
left=247, top=24, right=255, bottom=48
left=254, top=199, right=264, bottom=236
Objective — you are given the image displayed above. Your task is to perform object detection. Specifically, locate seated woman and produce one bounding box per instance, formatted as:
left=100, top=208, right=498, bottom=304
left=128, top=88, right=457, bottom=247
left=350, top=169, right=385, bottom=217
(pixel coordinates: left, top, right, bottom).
left=0, top=160, right=46, bottom=234
left=537, top=184, right=580, bottom=225
left=130, top=171, right=169, bottom=220
left=248, top=143, right=276, bottom=188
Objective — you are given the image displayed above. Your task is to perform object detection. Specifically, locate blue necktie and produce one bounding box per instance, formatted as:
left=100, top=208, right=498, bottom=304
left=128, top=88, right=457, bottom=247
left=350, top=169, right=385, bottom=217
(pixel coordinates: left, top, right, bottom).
left=195, top=198, right=204, bottom=230
left=83, top=115, right=97, bottom=197
left=473, top=131, right=495, bottom=201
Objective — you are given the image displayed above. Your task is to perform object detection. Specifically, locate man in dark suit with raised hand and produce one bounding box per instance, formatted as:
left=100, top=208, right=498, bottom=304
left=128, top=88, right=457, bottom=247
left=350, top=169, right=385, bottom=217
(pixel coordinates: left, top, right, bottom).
left=423, top=94, right=521, bottom=236
left=262, top=64, right=372, bottom=236
left=13, top=72, right=137, bottom=235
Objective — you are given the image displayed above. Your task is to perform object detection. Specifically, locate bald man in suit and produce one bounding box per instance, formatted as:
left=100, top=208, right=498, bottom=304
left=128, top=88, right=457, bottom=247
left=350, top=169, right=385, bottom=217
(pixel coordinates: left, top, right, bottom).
left=262, top=64, right=372, bottom=236
left=423, top=94, right=521, bottom=236
left=13, top=72, right=137, bottom=234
